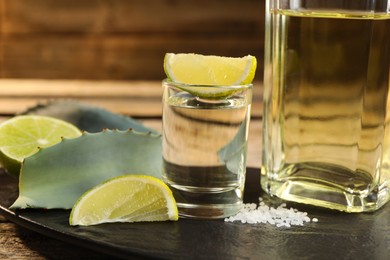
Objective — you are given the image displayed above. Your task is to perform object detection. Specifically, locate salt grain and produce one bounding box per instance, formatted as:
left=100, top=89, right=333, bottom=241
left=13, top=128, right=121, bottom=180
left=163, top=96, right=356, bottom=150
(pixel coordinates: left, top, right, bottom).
left=224, top=197, right=316, bottom=227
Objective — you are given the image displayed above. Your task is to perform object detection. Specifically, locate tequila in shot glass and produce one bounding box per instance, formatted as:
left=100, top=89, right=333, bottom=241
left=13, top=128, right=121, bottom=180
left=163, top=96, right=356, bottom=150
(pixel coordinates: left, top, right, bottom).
left=162, top=80, right=253, bottom=219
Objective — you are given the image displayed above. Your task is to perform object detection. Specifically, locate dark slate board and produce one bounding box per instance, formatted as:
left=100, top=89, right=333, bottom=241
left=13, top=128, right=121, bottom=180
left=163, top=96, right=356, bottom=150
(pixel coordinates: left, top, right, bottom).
left=1, top=168, right=389, bottom=260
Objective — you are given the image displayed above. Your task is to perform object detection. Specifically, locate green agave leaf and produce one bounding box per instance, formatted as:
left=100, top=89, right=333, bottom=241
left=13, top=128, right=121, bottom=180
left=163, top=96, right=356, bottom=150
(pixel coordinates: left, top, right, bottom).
left=10, top=130, right=162, bottom=209
left=22, top=100, right=158, bottom=134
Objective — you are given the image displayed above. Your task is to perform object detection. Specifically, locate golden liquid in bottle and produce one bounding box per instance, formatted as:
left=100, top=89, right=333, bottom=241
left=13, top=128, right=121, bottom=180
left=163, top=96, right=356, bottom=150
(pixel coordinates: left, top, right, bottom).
left=262, top=9, right=390, bottom=212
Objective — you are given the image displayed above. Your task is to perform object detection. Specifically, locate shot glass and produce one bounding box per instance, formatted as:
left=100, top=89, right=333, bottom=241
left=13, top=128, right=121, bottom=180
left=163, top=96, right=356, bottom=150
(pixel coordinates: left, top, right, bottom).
left=262, top=0, right=390, bottom=212
left=162, top=79, right=253, bottom=219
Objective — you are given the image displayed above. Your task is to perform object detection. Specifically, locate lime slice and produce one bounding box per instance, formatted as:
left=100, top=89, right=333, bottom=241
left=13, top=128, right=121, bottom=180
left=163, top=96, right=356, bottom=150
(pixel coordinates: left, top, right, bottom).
left=69, top=175, right=178, bottom=226
left=0, top=115, right=82, bottom=176
left=163, top=53, right=257, bottom=86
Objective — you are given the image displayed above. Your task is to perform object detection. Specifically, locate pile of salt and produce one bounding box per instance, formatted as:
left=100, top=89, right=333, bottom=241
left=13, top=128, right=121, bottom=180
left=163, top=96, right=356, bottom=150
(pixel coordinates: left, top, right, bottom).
left=225, top=198, right=318, bottom=227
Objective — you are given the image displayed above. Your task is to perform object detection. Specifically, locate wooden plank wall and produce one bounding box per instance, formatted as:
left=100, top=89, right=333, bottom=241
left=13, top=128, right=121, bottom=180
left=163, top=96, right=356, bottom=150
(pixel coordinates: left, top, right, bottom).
left=0, top=0, right=265, bottom=80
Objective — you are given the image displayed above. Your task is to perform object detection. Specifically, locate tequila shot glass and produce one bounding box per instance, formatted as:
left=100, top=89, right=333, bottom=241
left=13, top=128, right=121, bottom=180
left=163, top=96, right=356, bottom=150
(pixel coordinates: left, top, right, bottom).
left=162, top=79, right=253, bottom=218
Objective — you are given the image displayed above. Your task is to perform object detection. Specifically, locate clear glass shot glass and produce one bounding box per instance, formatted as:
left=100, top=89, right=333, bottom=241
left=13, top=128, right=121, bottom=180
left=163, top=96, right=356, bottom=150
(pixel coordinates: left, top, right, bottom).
left=162, top=79, right=253, bottom=219
left=262, top=0, right=390, bottom=212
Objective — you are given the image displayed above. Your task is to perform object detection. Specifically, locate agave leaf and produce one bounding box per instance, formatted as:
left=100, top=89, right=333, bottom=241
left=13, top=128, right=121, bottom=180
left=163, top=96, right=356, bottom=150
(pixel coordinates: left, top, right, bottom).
left=22, top=100, right=158, bottom=134
left=10, top=130, right=162, bottom=209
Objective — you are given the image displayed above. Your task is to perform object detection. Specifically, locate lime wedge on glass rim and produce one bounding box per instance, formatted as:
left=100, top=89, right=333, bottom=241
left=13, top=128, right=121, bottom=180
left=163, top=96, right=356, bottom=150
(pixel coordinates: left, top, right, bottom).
left=0, top=115, right=82, bottom=176
left=70, top=175, right=178, bottom=226
left=163, top=53, right=257, bottom=99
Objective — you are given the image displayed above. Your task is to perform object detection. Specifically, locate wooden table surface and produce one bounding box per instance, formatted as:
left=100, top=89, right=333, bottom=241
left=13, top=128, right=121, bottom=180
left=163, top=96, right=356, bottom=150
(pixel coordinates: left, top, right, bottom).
left=0, top=79, right=263, bottom=259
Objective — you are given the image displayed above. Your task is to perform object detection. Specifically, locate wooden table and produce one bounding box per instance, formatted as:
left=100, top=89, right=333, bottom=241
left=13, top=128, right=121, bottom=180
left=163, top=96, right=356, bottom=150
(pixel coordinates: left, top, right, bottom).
left=0, top=79, right=263, bottom=259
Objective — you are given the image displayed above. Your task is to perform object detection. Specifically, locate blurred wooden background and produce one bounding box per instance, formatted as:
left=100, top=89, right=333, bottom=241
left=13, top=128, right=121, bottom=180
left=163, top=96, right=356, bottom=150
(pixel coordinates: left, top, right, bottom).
left=0, top=0, right=265, bottom=80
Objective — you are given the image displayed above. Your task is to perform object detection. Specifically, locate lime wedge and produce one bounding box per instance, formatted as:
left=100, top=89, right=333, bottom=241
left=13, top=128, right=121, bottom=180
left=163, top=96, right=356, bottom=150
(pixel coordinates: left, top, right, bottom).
left=0, top=115, right=82, bottom=176
left=163, top=53, right=257, bottom=86
left=69, top=175, right=178, bottom=226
